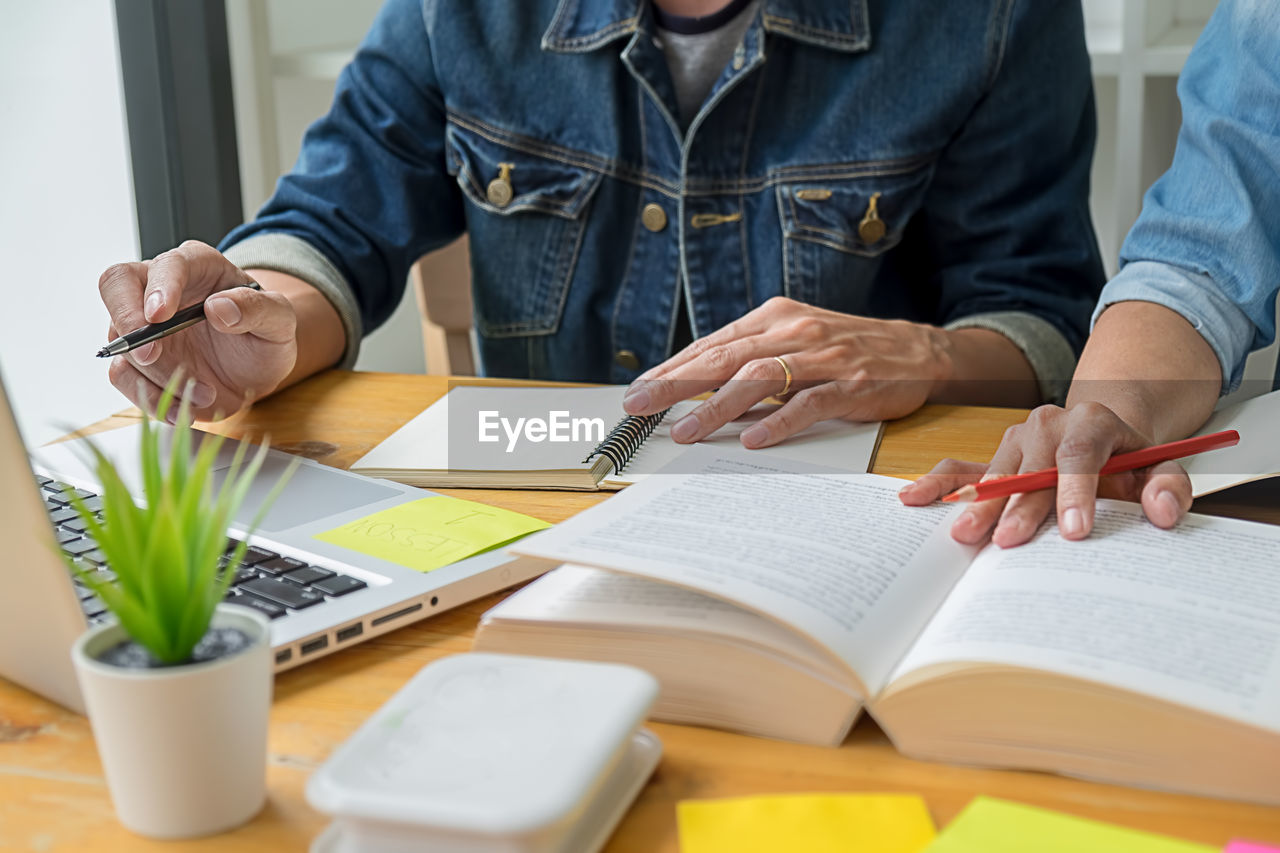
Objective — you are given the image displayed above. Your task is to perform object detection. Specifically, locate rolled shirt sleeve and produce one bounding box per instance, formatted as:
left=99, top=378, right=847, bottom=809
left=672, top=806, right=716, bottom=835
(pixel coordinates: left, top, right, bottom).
left=1092, top=262, right=1258, bottom=394
left=1097, top=0, right=1280, bottom=394
left=946, top=311, right=1077, bottom=403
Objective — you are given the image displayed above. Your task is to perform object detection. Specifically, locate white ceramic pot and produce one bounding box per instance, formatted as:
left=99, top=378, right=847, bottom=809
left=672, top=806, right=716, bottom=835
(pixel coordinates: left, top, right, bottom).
left=70, top=603, right=272, bottom=839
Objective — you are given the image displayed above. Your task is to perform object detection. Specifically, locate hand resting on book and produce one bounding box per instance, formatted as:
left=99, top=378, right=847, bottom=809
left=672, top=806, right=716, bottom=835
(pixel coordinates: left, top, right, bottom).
left=899, top=402, right=1191, bottom=548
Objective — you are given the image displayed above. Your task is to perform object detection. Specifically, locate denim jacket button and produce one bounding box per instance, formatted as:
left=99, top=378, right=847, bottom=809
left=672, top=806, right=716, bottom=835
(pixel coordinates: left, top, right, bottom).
left=487, top=162, right=516, bottom=208
left=487, top=178, right=514, bottom=208
left=858, top=218, right=886, bottom=244
left=858, top=192, right=885, bottom=244
left=641, top=203, right=668, bottom=232
left=614, top=349, right=641, bottom=370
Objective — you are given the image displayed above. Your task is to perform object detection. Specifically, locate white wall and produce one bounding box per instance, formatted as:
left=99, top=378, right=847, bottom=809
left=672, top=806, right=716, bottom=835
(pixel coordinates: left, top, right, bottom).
left=0, top=0, right=139, bottom=446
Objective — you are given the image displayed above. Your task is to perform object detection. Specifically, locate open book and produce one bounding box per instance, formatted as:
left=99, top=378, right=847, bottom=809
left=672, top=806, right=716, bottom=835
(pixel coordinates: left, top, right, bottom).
left=475, top=447, right=1280, bottom=804
left=350, top=385, right=883, bottom=490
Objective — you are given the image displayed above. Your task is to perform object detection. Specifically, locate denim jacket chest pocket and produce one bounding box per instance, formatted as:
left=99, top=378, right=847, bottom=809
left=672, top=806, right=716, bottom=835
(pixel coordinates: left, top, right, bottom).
left=446, top=125, right=603, bottom=338
left=776, top=158, right=934, bottom=309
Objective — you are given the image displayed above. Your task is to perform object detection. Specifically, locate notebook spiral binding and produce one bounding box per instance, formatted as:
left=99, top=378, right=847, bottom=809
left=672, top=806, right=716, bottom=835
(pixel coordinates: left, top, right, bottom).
left=584, top=408, right=672, bottom=475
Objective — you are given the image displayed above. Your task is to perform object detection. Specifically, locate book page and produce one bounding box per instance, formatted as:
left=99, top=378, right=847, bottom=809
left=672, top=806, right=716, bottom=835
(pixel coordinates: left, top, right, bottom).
left=607, top=402, right=882, bottom=485
left=511, top=446, right=977, bottom=693
left=488, top=565, right=852, bottom=685
left=888, top=501, right=1280, bottom=730
left=1184, top=388, right=1280, bottom=496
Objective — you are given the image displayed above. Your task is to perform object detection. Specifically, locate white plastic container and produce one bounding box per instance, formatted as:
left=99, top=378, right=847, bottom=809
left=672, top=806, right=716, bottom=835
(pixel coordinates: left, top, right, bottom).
left=306, top=653, right=662, bottom=853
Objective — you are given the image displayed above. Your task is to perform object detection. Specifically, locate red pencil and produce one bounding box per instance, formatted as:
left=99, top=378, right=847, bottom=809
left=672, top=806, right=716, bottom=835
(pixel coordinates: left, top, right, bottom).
left=941, top=429, right=1240, bottom=503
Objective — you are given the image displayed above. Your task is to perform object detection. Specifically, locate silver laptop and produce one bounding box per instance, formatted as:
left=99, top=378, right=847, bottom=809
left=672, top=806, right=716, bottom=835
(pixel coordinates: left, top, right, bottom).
left=0, top=374, right=545, bottom=713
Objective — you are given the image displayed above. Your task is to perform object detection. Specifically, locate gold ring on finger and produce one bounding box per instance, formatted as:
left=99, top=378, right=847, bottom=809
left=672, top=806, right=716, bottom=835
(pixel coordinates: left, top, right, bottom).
left=773, top=355, right=793, bottom=397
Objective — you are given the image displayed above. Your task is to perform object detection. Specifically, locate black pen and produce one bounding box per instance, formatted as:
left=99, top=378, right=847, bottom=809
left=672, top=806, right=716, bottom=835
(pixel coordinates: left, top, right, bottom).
left=96, top=281, right=262, bottom=358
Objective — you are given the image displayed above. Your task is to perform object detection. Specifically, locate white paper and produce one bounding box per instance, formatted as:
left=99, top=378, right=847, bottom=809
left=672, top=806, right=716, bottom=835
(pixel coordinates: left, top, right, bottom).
left=1184, top=388, right=1280, bottom=496
left=606, top=400, right=881, bottom=485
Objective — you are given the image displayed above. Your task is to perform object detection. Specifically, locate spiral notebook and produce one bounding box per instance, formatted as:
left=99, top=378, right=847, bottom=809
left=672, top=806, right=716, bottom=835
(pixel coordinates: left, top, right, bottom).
left=350, top=385, right=884, bottom=490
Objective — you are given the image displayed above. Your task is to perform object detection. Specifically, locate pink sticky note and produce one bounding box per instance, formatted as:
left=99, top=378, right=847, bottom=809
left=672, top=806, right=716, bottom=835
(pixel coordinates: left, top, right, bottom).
left=1225, top=841, right=1280, bottom=853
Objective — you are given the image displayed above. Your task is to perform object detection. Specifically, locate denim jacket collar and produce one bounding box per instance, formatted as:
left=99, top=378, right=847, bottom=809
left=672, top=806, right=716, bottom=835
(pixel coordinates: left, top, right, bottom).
left=542, top=0, right=870, bottom=53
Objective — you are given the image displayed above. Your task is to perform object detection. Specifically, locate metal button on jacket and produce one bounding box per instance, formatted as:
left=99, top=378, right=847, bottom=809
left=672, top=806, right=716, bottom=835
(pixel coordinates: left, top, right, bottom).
left=487, top=162, right=515, bottom=208
left=641, top=203, right=667, bottom=232
left=614, top=349, right=641, bottom=370
left=858, top=192, right=886, bottom=244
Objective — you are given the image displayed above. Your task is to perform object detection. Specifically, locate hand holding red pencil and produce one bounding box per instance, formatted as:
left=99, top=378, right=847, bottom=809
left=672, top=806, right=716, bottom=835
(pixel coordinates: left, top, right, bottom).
left=899, top=402, right=1230, bottom=549
left=941, top=429, right=1237, bottom=503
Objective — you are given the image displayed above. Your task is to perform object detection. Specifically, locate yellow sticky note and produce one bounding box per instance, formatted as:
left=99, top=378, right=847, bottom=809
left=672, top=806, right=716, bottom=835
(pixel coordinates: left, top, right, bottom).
left=677, top=794, right=936, bottom=853
left=923, top=798, right=1215, bottom=853
left=314, top=496, right=550, bottom=573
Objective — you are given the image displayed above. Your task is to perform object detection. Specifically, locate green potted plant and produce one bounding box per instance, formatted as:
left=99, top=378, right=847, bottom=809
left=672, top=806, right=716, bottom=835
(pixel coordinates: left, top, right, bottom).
left=63, top=378, right=292, bottom=839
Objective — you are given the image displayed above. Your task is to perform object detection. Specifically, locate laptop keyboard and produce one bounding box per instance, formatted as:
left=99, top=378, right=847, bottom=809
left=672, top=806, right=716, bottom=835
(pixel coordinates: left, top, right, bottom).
left=37, top=475, right=368, bottom=624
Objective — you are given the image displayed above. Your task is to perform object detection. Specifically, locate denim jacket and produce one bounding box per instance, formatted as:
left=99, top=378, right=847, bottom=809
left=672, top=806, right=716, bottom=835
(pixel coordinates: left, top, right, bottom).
left=1094, top=0, right=1280, bottom=394
left=222, top=0, right=1104, bottom=391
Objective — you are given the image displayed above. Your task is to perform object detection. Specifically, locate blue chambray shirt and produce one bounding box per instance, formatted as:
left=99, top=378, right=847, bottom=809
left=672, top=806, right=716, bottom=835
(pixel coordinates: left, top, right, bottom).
left=221, top=0, right=1104, bottom=390
left=1095, top=0, right=1280, bottom=394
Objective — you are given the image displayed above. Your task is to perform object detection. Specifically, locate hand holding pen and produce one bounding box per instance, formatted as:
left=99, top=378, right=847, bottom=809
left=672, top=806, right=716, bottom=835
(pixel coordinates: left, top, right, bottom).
left=98, top=280, right=263, bottom=358
left=97, top=241, right=301, bottom=422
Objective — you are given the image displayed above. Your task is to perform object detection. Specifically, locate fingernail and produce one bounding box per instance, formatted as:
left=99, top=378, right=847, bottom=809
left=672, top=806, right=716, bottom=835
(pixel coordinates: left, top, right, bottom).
left=1157, top=489, right=1180, bottom=520
left=1061, top=507, right=1083, bottom=537
left=132, top=342, right=159, bottom=365
left=144, top=291, right=164, bottom=321
left=189, top=382, right=215, bottom=408
left=741, top=423, right=769, bottom=448
left=994, top=516, right=1025, bottom=542
left=207, top=296, right=240, bottom=327
left=898, top=482, right=916, bottom=496
left=951, top=512, right=979, bottom=541
left=623, top=387, right=649, bottom=412
left=671, top=414, right=699, bottom=442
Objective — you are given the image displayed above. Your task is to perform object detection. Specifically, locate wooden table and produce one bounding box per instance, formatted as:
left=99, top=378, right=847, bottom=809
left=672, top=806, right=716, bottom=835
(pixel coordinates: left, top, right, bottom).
left=2, top=370, right=1277, bottom=851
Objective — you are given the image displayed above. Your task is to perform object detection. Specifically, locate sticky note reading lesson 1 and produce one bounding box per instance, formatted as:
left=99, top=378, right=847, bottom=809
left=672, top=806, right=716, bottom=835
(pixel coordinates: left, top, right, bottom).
left=677, top=793, right=936, bottom=853
left=314, top=496, right=550, bottom=573
left=923, top=798, right=1215, bottom=853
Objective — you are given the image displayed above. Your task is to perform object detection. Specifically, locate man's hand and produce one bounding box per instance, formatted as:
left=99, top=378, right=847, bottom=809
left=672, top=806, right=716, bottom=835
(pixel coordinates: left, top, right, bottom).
left=899, top=402, right=1194, bottom=547
left=98, top=241, right=299, bottom=421
left=621, top=297, right=956, bottom=448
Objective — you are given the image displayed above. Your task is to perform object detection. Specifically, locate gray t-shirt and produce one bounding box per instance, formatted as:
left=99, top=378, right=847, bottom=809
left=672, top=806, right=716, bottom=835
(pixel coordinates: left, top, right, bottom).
left=655, top=0, right=761, bottom=130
